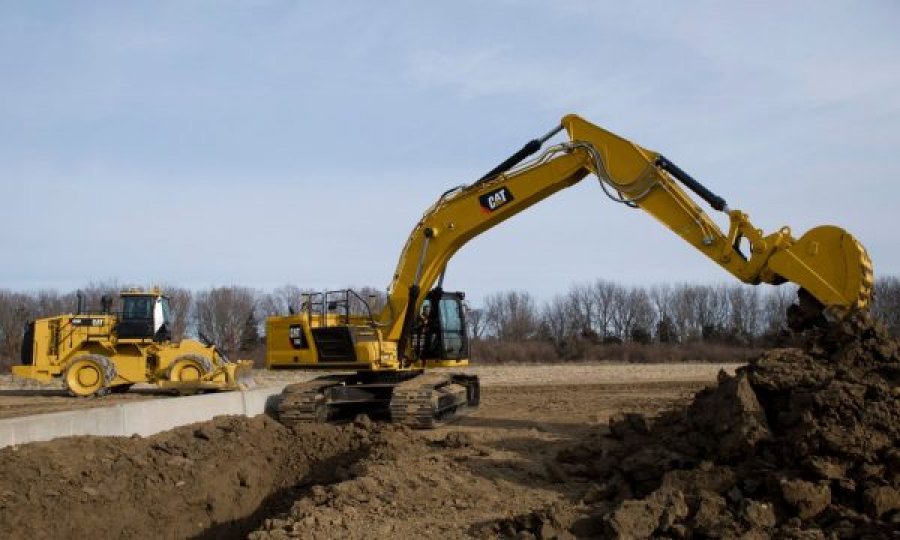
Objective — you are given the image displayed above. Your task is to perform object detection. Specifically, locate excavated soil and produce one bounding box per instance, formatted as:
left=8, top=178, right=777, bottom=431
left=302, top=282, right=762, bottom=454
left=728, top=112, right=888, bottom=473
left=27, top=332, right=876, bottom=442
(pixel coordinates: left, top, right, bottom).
left=0, top=381, right=704, bottom=539
left=0, top=415, right=370, bottom=539
left=548, top=313, right=900, bottom=538
left=2, top=314, right=896, bottom=539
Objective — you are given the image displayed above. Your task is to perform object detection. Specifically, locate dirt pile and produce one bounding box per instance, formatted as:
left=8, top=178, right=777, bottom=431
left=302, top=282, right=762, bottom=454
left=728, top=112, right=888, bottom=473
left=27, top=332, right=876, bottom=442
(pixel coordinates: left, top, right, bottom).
left=555, top=312, right=900, bottom=538
left=250, top=415, right=589, bottom=540
left=0, top=415, right=368, bottom=539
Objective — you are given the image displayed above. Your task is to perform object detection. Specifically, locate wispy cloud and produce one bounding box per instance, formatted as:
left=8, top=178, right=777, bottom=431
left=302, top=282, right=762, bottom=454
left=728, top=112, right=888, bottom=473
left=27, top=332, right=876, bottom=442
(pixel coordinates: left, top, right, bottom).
left=1, top=1, right=898, bottom=297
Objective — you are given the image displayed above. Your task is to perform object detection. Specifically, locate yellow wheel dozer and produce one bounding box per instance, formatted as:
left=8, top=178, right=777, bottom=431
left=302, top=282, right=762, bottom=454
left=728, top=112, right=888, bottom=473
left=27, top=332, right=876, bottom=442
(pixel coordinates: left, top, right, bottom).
left=766, top=225, right=873, bottom=321
left=13, top=289, right=256, bottom=395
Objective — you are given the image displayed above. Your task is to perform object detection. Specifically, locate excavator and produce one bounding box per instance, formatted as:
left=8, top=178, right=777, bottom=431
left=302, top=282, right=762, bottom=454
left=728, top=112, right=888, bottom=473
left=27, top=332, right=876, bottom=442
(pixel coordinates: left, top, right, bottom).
left=267, top=113, right=873, bottom=428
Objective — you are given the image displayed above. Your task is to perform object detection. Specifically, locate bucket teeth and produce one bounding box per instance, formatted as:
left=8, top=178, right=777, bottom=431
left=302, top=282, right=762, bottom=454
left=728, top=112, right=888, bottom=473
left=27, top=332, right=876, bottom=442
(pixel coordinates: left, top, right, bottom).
left=855, top=238, right=874, bottom=311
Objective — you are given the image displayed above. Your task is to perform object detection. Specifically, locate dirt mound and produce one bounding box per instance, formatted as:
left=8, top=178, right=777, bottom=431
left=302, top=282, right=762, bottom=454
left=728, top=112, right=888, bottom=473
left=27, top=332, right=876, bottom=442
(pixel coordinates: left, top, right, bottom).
left=0, top=415, right=368, bottom=539
left=250, top=421, right=473, bottom=539
left=555, top=312, right=900, bottom=538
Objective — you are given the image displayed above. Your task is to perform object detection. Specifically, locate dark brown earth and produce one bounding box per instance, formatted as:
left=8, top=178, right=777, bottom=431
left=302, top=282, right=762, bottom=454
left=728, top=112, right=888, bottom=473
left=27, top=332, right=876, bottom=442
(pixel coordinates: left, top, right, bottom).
left=1, top=313, right=897, bottom=539
left=0, top=416, right=369, bottom=539
left=548, top=312, right=900, bottom=538
left=0, top=382, right=703, bottom=539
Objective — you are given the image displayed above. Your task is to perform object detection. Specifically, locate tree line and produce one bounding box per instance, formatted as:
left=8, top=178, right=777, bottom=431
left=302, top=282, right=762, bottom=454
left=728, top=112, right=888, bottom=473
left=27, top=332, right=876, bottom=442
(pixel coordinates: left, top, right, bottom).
left=470, top=277, right=899, bottom=362
left=0, top=277, right=897, bottom=368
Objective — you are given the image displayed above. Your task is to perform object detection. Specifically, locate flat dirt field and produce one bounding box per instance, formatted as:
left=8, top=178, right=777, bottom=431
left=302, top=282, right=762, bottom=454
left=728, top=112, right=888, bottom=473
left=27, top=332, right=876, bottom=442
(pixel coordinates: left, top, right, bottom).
left=0, top=364, right=731, bottom=539
left=0, top=363, right=736, bottom=420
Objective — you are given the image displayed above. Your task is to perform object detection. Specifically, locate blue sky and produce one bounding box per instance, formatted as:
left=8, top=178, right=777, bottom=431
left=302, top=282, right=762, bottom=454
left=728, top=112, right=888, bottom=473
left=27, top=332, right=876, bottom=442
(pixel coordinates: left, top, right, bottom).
left=1, top=1, right=898, bottom=303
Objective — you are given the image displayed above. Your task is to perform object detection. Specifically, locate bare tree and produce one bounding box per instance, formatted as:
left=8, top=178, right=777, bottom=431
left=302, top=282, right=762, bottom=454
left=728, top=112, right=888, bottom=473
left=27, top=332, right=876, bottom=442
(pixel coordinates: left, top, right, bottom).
left=161, top=286, right=193, bottom=341
left=589, top=279, right=618, bottom=339
left=611, top=286, right=653, bottom=341
left=726, top=284, right=760, bottom=344
left=351, top=286, right=387, bottom=317
left=466, top=306, right=488, bottom=340
left=0, top=291, right=32, bottom=367
left=484, top=290, right=539, bottom=341
left=258, top=285, right=308, bottom=318
left=78, top=280, right=127, bottom=312
left=29, top=289, right=73, bottom=319
left=760, top=284, right=797, bottom=334
left=873, top=276, right=900, bottom=336
left=194, top=286, right=259, bottom=358
left=649, top=284, right=678, bottom=342
left=540, top=294, right=574, bottom=346
left=565, top=283, right=596, bottom=337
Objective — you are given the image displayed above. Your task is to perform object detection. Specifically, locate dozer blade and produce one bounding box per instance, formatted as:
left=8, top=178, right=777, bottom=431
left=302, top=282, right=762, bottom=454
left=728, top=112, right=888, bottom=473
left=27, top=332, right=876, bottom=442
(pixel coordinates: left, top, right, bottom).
left=228, top=360, right=257, bottom=390
left=766, top=225, right=873, bottom=319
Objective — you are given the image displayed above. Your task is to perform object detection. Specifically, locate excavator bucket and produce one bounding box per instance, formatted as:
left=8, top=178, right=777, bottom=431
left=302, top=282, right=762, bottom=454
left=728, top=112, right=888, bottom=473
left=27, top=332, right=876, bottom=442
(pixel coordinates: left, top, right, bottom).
left=766, top=225, right=874, bottom=318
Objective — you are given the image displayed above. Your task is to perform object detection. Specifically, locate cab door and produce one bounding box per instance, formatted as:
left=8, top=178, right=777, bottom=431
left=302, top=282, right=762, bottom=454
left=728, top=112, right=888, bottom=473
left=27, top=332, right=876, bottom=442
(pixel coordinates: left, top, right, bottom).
left=436, top=294, right=468, bottom=360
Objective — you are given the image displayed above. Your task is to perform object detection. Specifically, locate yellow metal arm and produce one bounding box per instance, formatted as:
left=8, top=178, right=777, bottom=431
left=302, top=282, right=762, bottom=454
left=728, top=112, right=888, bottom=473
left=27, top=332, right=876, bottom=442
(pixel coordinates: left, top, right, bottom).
left=379, top=114, right=873, bottom=342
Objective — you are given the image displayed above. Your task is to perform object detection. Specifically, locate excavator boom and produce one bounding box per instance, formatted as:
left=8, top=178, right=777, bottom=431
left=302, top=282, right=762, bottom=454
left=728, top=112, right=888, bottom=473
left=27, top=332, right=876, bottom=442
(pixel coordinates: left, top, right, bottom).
left=380, top=114, right=873, bottom=346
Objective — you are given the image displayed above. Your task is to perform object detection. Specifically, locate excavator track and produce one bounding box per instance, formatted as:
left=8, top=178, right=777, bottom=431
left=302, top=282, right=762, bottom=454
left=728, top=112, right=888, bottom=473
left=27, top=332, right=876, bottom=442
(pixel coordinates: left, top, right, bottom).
left=389, top=372, right=480, bottom=429
left=276, top=372, right=480, bottom=429
left=276, top=376, right=346, bottom=428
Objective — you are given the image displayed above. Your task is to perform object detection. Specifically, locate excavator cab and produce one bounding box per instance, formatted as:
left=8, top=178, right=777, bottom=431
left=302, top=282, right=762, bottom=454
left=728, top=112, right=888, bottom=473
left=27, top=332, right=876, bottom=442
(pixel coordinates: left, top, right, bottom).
left=416, top=289, right=469, bottom=363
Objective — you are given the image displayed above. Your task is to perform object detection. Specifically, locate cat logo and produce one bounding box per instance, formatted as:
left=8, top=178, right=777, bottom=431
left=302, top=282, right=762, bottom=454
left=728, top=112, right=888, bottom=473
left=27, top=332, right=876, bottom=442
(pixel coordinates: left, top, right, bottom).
left=72, top=318, right=105, bottom=327
left=478, top=187, right=514, bottom=213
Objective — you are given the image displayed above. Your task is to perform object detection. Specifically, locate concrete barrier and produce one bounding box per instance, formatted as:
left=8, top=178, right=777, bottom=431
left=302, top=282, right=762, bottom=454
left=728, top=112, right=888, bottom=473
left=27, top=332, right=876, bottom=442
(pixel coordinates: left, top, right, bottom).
left=0, top=384, right=288, bottom=449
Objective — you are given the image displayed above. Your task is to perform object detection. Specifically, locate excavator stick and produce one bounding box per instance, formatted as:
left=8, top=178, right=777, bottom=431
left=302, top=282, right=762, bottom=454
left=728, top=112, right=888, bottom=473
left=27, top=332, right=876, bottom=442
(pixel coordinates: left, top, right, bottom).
left=766, top=225, right=873, bottom=321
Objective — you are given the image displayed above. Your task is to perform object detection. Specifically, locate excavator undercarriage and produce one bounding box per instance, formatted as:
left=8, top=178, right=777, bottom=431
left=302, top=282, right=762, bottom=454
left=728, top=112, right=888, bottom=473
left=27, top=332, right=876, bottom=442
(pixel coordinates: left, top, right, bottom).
left=277, top=371, right=480, bottom=428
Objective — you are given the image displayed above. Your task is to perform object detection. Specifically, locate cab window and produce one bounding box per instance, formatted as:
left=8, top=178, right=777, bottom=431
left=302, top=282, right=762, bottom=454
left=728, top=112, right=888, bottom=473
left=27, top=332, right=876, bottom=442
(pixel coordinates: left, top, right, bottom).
left=159, top=297, right=173, bottom=326
left=123, top=297, right=152, bottom=319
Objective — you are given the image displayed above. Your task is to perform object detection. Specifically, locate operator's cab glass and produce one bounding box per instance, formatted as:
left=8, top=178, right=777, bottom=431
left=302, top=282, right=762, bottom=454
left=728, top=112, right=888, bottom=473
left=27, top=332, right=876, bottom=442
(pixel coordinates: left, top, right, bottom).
left=160, top=297, right=173, bottom=328
left=156, top=297, right=173, bottom=341
left=118, top=295, right=171, bottom=341
left=417, top=291, right=469, bottom=360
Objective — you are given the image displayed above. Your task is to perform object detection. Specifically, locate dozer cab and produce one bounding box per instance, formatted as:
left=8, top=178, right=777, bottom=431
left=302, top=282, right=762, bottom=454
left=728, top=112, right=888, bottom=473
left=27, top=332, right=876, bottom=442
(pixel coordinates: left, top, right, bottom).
left=13, top=288, right=253, bottom=396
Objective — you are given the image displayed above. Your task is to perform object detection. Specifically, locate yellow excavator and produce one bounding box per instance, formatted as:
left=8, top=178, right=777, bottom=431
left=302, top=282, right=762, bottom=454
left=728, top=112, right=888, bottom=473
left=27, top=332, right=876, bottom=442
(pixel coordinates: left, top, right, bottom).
left=13, top=288, right=253, bottom=396
left=268, top=113, right=873, bottom=428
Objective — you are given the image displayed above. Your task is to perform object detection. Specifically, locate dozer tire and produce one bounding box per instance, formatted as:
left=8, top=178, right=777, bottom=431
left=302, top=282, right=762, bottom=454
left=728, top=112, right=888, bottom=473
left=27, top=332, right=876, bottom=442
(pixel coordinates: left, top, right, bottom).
left=168, top=354, right=213, bottom=383
left=65, top=354, right=117, bottom=397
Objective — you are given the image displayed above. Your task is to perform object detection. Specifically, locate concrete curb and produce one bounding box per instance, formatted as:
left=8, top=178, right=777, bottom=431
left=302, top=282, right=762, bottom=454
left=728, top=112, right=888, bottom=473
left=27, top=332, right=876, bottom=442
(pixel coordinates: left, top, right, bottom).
left=0, top=384, right=288, bottom=448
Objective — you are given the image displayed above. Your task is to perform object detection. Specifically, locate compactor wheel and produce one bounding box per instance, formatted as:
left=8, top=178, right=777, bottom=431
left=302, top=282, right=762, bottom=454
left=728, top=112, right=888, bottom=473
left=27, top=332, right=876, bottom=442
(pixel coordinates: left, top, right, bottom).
left=65, top=355, right=117, bottom=397
left=168, top=354, right=213, bottom=383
